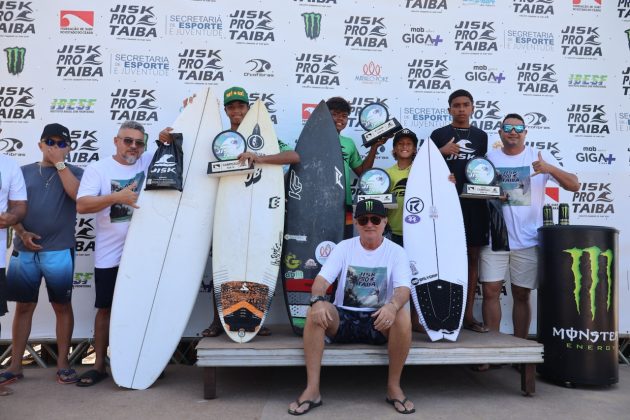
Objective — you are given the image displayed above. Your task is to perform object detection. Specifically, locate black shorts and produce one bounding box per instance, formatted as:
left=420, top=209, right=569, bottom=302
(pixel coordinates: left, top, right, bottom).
left=460, top=198, right=489, bottom=248
left=94, top=267, right=119, bottom=309
left=331, top=307, right=387, bottom=345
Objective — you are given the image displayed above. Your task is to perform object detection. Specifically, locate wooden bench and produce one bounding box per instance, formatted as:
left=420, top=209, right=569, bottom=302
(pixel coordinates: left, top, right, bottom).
left=196, top=325, right=544, bottom=398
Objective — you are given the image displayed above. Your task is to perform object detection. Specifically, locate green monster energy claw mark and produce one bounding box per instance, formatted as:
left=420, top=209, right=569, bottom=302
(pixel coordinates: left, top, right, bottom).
left=563, top=246, right=613, bottom=321
left=365, top=200, right=373, bottom=212
left=302, top=13, right=322, bottom=40
left=4, top=47, right=26, bottom=75
left=626, top=29, right=630, bottom=51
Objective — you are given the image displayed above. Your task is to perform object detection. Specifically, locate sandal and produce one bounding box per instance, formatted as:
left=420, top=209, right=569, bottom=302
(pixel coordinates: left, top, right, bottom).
left=257, top=326, right=272, bottom=336
left=463, top=320, right=489, bottom=333
left=76, top=369, right=109, bottom=387
left=386, top=397, right=416, bottom=414
left=0, top=371, right=24, bottom=386
left=201, top=323, right=224, bottom=337
left=288, top=399, right=323, bottom=416
left=57, top=368, right=79, bottom=384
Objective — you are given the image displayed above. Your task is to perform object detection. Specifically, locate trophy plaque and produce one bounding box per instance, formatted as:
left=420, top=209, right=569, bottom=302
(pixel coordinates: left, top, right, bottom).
left=460, top=157, right=502, bottom=199
left=207, top=130, right=254, bottom=177
left=356, top=168, right=396, bottom=208
left=359, top=103, right=402, bottom=148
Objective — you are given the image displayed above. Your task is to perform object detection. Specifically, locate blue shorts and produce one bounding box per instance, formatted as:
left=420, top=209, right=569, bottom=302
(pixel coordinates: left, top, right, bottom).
left=331, top=307, right=387, bottom=345
left=7, top=249, right=75, bottom=304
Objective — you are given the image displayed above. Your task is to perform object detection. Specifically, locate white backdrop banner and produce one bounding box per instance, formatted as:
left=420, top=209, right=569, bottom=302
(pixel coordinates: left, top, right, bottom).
left=1, top=0, right=628, bottom=339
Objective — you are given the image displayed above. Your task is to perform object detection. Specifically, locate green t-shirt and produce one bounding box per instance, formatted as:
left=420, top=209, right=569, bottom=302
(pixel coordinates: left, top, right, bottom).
left=278, top=138, right=291, bottom=152
left=339, top=135, right=362, bottom=205
left=385, top=163, right=412, bottom=236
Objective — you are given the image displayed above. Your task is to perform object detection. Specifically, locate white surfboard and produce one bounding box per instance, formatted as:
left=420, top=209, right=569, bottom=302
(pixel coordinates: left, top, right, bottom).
left=212, top=100, right=284, bottom=343
left=403, top=139, right=468, bottom=342
left=110, top=87, right=221, bottom=389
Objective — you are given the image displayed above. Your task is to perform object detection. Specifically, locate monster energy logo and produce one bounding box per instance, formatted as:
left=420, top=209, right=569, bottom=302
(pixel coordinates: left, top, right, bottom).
left=563, top=246, right=613, bottom=321
left=365, top=200, right=373, bottom=212
left=626, top=29, right=630, bottom=51
left=4, top=47, right=26, bottom=75
left=302, top=13, right=322, bottom=40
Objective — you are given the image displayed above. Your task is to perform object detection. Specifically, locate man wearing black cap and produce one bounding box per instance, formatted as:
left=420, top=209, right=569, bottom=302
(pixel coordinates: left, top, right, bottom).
left=288, top=199, right=414, bottom=415
left=1, top=123, right=82, bottom=386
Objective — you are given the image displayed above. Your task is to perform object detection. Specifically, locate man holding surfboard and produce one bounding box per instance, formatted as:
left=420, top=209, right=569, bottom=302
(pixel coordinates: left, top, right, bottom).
left=431, top=89, right=490, bottom=334
left=325, top=97, right=386, bottom=239
left=288, top=199, right=414, bottom=415
left=75, top=121, right=170, bottom=386
left=480, top=113, right=579, bottom=339
left=202, top=86, right=300, bottom=339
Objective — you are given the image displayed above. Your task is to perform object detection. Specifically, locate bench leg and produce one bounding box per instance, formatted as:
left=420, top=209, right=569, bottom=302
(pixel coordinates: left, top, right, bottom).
left=203, top=367, right=217, bottom=399
left=520, top=364, right=535, bottom=396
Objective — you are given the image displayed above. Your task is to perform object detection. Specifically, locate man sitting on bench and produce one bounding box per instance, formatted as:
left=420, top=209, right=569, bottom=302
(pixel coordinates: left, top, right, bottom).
left=288, top=199, right=415, bottom=415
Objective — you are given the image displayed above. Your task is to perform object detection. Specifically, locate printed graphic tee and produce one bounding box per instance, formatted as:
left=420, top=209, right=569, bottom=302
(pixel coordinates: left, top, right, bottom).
left=77, top=154, right=152, bottom=268
left=486, top=146, right=556, bottom=250
left=318, top=236, right=411, bottom=312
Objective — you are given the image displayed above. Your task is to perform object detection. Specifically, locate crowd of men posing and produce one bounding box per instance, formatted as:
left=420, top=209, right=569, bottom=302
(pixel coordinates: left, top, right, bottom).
left=0, top=88, right=578, bottom=416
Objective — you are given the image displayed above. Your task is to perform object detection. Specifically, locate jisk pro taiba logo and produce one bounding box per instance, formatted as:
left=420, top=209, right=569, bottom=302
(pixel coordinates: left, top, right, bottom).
left=454, top=21, right=497, bottom=53
left=109, top=4, right=157, bottom=39
left=295, top=52, right=339, bottom=88
left=560, top=26, right=602, bottom=58
left=65, top=130, right=99, bottom=166
left=343, top=16, right=388, bottom=50
left=513, top=0, right=554, bottom=17
left=177, top=49, right=224, bottom=83
left=228, top=10, right=275, bottom=44
left=56, top=45, right=103, bottom=80
left=567, top=104, right=609, bottom=136
left=0, top=86, right=34, bottom=121
left=0, top=1, right=35, bottom=36
left=109, top=88, right=157, bottom=122
left=516, top=62, right=558, bottom=96
left=407, top=59, right=451, bottom=92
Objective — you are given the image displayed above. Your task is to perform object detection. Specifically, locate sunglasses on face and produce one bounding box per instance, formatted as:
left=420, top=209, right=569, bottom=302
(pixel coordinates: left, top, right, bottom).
left=502, top=124, right=526, bottom=134
left=118, top=136, right=146, bottom=147
left=357, top=215, right=383, bottom=226
left=42, top=138, right=69, bottom=148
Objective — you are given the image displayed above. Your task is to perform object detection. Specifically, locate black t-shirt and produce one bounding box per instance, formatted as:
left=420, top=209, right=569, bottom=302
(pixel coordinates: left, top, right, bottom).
left=430, top=124, right=488, bottom=195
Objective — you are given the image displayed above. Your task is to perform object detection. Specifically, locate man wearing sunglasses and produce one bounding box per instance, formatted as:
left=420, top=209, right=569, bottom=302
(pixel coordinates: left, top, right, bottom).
left=75, top=120, right=166, bottom=387
left=288, top=199, right=414, bottom=415
left=2, top=123, right=83, bottom=387
left=480, top=114, right=579, bottom=340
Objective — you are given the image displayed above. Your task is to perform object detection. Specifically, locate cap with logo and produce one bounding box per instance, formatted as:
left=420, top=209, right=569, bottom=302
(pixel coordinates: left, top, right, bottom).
left=354, top=198, right=387, bottom=218
left=224, top=86, right=249, bottom=106
left=393, top=128, right=418, bottom=147
left=40, top=123, right=71, bottom=143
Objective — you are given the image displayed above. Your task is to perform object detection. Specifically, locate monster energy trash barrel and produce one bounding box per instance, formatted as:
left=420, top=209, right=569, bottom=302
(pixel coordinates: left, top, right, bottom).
left=537, top=225, right=619, bottom=386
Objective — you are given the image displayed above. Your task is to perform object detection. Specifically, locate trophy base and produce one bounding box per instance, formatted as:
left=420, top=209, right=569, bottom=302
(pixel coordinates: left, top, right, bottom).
left=207, top=160, right=254, bottom=177
left=362, top=118, right=402, bottom=148
left=459, top=184, right=502, bottom=199
left=356, top=194, right=397, bottom=209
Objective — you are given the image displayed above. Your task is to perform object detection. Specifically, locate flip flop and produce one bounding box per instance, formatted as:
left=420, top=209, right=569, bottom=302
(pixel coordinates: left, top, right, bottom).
left=76, top=369, right=109, bottom=387
left=288, top=399, right=323, bottom=416
left=57, top=368, right=79, bottom=384
left=201, top=324, right=224, bottom=337
left=463, top=320, right=489, bottom=333
left=386, top=397, right=416, bottom=414
left=0, top=371, right=24, bottom=386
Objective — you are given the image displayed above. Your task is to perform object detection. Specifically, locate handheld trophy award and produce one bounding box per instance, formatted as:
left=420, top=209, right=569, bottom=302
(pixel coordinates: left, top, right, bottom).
left=460, top=157, right=502, bottom=199
left=359, top=103, right=402, bottom=148
left=356, top=168, right=396, bottom=208
left=207, top=130, right=254, bottom=177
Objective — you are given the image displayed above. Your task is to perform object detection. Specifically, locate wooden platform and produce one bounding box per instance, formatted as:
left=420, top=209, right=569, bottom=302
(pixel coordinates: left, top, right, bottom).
left=196, top=325, right=543, bottom=399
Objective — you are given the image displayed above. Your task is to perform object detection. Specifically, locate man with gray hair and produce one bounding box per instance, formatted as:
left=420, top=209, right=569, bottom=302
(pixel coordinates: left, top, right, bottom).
left=75, top=121, right=169, bottom=386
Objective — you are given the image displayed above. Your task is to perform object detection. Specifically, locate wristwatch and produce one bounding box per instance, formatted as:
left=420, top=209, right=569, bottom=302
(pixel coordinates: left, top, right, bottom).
left=309, top=295, right=327, bottom=306
left=55, top=162, right=67, bottom=171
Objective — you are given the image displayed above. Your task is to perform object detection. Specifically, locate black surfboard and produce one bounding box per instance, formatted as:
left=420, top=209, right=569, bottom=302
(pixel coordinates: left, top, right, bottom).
left=282, top=101, right=345, bottom=336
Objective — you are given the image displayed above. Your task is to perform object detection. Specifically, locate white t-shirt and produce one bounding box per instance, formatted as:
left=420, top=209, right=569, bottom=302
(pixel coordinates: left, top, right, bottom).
left=486, top=146, right=556, bottom=250
left=77, top=154, right=153, bottom=268
left=318, top=236, right=412, bottom=312
left=0, top=155, right=27, bottom=268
